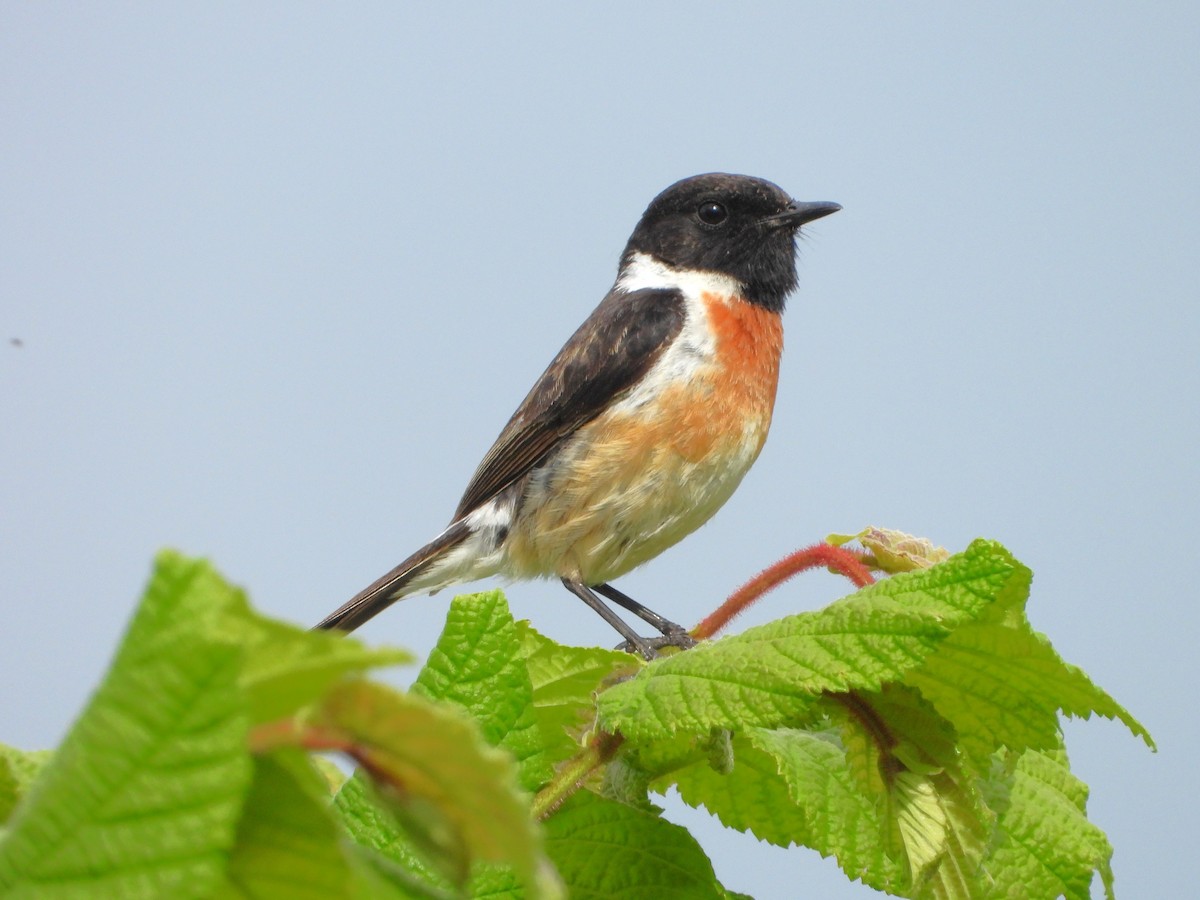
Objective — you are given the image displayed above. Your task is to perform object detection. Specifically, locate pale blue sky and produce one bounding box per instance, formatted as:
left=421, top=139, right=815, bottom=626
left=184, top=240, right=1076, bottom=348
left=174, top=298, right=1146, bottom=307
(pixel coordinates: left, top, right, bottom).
left=3, top=4, right=1196, bottom=896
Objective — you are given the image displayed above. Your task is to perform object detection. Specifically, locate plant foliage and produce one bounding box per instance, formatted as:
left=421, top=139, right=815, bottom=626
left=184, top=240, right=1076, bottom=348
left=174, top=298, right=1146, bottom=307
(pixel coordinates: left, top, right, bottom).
left=0, top=538, right=1151, bottom=898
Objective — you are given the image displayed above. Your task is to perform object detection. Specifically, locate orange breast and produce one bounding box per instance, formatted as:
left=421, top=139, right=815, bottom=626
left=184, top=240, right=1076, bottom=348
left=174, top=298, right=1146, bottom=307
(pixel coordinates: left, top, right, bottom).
left=623, top=292, right=782, bottom=462
left=502, top=293, right=785, bottom=583
left=699, top=291, right=784, bottom=436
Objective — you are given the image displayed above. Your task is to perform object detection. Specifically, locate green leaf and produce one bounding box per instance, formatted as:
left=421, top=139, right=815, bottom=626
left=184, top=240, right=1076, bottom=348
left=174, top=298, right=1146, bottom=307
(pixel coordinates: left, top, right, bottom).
left=609, top=730, right=732, bottom=814
left=466, top=783, right=734, bottom=897
left=333, top=771, right=452, bottom=893
left=334, top=748, right=562, bottom=899
left=317, top=680, right=544, bottom=894
left=906, top=613, right=1153, bottom=765
left=542, top=792, right=725, bottom=899
left=664, top=732, right=821, bottom=851
left=978, top=748, right=1114, bottom=900
left=598, top=541, right=1024, bottom=741
left=669, top=698, right=987, bottom=898
left=223, top=753, right=426, bottom=899
left=743, top=728, right=909, bottom=892
left=0, top=744, right=52, bottom=825
left=516, top=622, right=634, bottom=768
left=0, top=552, right=252, bottom=899
left=232, top=614, right=412, bottom=726
left=468, top=859, right=567, bottom=900
left=414, top=593, right=550, bottom=790
left=159, top=556, right=412, bottom=726
left=467, top=864, right=524, bottom=898
left=891, top=768, right=987, bottom=900
left=217, top=752, right=358, bottom=899
left=820, top=687, right=989, bottom=898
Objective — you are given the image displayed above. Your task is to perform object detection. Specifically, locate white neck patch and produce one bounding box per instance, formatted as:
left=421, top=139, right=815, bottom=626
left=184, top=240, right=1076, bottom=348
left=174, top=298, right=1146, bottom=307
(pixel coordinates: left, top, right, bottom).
left=616, top=252, right=743, bottom=300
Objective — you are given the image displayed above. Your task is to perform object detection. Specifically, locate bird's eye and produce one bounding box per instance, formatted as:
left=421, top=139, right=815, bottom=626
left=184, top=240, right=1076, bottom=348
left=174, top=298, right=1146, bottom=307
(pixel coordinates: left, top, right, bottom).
left=697, top=201, right=728, bottom=225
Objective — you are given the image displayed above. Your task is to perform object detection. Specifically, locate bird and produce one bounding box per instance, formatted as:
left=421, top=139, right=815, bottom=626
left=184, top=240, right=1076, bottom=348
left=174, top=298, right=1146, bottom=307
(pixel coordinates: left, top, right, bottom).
left=315, top=173, right=840, bottom=658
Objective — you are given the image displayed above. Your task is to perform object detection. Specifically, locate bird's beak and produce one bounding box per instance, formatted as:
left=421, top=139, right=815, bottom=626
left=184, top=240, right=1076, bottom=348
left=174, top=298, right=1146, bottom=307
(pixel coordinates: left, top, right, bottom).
left=777, top=200, right=842, bottom=226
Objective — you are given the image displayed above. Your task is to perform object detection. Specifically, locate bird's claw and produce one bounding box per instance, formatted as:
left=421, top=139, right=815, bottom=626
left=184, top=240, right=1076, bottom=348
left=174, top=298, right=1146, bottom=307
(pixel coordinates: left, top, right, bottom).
left=615, top=628, right=698, bottom=660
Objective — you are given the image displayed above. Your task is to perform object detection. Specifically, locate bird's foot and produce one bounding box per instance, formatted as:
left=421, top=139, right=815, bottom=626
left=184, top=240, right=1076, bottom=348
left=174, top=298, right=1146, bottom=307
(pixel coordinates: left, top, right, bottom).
left=615, top=627, right=697, bottom=660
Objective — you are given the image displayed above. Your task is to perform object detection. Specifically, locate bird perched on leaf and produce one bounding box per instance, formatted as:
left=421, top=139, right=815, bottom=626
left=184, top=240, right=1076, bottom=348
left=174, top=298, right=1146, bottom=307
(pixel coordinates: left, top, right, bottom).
left=316, top=173, right=840, bottom=658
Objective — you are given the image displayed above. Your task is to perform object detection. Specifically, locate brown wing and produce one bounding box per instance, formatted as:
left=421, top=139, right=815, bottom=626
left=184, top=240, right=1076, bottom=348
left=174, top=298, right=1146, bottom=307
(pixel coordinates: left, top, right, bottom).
left=313, top=519, right=470, bottom=633
left=452, top=287, right=686, bottom=520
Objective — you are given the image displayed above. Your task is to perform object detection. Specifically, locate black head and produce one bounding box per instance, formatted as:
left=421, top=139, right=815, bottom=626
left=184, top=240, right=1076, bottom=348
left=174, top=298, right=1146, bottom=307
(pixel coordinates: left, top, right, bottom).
left=621, top=173, right=840, bottom=312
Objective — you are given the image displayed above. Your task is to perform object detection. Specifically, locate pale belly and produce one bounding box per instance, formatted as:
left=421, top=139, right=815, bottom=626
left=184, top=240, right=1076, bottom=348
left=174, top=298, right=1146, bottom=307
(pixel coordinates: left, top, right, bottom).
left=503, top=377, right=774, bottom=584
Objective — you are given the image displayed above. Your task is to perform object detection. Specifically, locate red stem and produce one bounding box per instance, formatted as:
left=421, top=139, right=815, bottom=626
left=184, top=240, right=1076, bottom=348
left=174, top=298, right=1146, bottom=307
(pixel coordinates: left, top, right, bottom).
left=693, top=542, right=875, bottom=640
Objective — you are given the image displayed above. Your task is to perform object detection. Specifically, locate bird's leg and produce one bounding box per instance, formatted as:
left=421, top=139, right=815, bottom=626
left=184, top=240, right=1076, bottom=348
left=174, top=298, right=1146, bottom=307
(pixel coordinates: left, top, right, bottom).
left=593, top=583, right=695, bottom=649
left=560, top=578, right=657, bottom=661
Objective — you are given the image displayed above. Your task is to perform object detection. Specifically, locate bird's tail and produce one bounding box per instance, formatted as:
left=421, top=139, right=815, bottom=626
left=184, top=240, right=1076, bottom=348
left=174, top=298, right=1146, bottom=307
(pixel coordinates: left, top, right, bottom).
left=314, top=520, right=471, bottom=633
